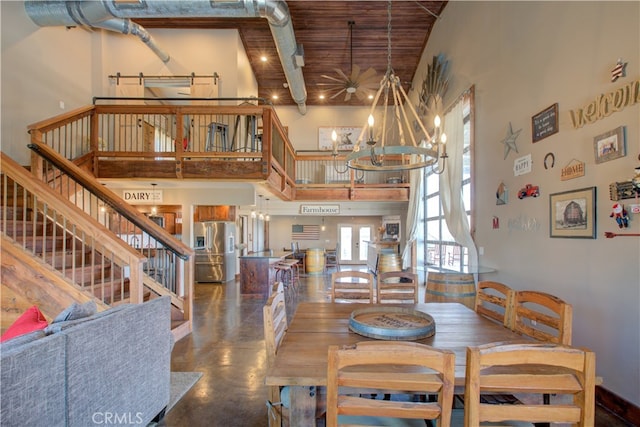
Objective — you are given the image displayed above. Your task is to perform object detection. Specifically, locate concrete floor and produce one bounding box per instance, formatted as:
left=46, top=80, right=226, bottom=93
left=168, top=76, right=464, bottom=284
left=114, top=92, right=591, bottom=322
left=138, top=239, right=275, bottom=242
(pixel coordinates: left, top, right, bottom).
left=157, top=268, right=632, bottom=427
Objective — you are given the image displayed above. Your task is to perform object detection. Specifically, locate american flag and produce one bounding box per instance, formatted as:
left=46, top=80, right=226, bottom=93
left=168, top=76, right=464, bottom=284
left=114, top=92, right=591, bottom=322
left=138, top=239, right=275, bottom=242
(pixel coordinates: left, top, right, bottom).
left=611, top=60, right=626, bottom=82
left=291, top=224, right=320, bottom=240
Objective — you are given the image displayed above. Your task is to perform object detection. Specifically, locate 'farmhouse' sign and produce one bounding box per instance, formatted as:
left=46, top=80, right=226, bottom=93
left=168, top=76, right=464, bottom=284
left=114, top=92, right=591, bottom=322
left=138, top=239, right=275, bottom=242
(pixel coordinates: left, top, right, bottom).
left=299, top=204, right=340, bottom=215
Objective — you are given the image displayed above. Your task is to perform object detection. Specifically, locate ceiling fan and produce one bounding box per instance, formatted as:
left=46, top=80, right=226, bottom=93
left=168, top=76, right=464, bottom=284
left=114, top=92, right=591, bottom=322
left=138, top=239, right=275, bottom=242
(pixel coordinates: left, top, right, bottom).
left=319, top=21, right=378, bottom=102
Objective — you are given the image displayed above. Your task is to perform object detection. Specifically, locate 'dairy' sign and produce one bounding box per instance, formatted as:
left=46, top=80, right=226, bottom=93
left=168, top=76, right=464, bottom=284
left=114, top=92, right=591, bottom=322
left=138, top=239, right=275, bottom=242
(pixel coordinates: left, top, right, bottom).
left=122, top=189, right=163, bottom=204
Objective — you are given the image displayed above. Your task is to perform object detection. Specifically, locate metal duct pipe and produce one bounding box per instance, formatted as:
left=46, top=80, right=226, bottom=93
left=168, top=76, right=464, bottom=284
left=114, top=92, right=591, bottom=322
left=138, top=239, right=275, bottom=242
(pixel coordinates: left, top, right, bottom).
left=95, top=19, right=170, bottom=63
left=24, top=0, right=307, bottom=114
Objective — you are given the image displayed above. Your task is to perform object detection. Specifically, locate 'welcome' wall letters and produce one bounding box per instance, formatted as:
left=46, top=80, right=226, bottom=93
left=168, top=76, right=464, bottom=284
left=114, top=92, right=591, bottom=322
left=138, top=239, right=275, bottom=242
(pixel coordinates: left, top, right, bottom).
left=569, top=79, right=640, bottom=129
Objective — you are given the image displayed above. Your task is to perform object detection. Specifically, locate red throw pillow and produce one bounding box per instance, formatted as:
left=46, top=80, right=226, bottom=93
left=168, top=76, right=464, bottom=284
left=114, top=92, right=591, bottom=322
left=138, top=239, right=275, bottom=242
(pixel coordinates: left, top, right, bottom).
left=1, top=306, right=48, bottom=343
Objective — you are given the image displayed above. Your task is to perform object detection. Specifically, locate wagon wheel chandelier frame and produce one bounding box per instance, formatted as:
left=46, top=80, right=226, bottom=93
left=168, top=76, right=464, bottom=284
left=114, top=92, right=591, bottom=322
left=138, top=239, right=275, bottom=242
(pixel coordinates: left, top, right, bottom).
left=345, top=0, right=447, bottom=173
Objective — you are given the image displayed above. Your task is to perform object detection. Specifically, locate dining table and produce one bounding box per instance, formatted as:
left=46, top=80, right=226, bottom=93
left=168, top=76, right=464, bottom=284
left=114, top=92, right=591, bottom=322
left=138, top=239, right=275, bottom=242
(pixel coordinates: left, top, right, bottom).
left=265, top=301, right=533, bottom=425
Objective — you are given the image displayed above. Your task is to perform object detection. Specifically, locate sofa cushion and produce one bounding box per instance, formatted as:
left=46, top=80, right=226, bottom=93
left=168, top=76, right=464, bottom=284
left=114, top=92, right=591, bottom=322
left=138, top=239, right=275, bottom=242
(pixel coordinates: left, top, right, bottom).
left=1, top=306, right=48, bottom=343
left=0, top=332, right=67, bottom=427
left=52, top=300, right=97, bottom=323
left=44, top=303, right=129, bottom=335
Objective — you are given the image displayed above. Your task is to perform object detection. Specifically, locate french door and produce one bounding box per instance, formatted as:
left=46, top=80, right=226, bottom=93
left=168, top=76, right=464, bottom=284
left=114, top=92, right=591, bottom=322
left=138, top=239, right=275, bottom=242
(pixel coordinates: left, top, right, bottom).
left=338, top=224, right=373, bottom=265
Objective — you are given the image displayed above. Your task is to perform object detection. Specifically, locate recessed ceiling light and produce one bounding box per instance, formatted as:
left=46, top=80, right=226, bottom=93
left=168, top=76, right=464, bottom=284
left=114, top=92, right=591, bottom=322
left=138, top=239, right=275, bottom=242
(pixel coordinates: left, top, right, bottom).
left=272, top=94, right=279, bottom=100
left=260, top=56, right=268, bottom=62
left=319, top=94, right=325, bottom=100
left=368, top=94, right=374, bottom=100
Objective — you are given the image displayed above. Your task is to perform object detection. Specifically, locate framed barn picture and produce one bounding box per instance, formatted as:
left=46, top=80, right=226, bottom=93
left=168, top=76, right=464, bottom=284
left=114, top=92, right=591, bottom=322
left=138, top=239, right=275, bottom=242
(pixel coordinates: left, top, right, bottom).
left=549, top=187, right=596, bottom=239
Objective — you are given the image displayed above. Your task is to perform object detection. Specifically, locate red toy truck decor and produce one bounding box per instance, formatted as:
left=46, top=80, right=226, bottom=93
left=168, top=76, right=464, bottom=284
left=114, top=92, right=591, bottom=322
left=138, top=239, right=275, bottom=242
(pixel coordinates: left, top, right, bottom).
left=518, top=184, right=540, bottom=199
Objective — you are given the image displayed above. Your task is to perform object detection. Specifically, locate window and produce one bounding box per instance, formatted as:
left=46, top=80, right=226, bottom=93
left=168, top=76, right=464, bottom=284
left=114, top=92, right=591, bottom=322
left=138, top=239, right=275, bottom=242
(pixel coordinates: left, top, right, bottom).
left=419, top=88, right=474, bottom=272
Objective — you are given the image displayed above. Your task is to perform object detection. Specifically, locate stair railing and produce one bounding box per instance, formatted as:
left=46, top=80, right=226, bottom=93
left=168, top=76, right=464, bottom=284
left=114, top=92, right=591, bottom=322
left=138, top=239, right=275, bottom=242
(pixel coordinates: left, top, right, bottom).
left=27, top=143, right=194, bottom=336
left=1, top=152, right=146, bottom=307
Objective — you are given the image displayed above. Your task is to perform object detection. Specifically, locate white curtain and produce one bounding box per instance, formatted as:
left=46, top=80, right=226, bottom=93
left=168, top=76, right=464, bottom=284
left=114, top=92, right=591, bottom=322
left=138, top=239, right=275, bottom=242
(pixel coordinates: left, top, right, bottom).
left=440, top=99, right=478, bottom=271
left=402, top=162, right=424, bottom=269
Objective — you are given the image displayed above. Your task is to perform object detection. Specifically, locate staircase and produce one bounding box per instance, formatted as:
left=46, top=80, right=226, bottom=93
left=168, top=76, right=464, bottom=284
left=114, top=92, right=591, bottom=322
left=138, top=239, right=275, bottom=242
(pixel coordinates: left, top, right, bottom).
left=1, top=151, right=193, bottom=340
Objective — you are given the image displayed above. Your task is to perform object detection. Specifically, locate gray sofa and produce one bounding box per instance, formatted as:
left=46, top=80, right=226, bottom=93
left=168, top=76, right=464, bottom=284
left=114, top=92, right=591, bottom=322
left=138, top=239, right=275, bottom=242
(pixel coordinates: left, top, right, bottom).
left=0, top=296, right=173, bottom=427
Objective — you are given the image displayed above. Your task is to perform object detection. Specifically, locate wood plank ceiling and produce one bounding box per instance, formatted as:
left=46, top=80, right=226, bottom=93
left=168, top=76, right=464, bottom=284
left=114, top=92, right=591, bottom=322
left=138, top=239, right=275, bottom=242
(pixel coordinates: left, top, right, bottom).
left=133, top=1, right=448, bottom=107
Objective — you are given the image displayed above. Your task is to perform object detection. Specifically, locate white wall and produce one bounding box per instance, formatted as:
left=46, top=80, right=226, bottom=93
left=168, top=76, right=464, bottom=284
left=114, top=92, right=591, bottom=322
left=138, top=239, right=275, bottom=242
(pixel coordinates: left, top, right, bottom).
left=1, top=2, right=96, bottom=165
left=98, top=28, right=251, bottom=100
left=274, top=105, right=371, bottom=151
left=413, top=1, right=639, bottom=404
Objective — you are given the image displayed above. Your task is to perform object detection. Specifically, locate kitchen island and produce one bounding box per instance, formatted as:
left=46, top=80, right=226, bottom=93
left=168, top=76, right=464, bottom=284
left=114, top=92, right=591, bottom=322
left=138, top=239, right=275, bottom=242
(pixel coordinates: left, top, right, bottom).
left=239, top=251, right=291, bottom=297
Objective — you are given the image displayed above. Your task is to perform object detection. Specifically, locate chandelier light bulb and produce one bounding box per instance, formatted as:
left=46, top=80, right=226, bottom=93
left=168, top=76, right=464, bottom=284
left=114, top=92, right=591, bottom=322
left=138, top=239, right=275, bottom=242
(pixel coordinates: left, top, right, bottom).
left=368, top=114, right=375, bottom=141
left=434, top=115, right=441, bottom=128
left=440, top=133, right=447, bottom=144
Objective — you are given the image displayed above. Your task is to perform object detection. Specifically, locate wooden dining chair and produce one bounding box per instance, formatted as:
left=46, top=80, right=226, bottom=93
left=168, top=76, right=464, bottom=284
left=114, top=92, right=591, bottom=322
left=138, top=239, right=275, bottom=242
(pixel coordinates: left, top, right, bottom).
left=324, top=246, right=340, bottom=273
left=330, top=271, right=375, bottom=304
left=326, top=341, right=455, bottom=427
left=463, top=342, right=596, bottom=426
left=263, top=288, right=288, bottom=426
left=474, top=281, right=515, bottom=328
left=377, top=271, right=419, bottom=304
left=512, top=290, right=572, bottom=345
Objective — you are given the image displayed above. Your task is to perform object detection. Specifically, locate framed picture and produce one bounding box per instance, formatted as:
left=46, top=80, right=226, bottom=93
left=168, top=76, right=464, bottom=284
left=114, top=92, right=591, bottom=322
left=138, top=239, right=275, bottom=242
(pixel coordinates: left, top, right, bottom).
left=594, top=126, right=626, bottom=164
left=531, top=103, right=559, bottom=143
left=318, top=126, right=362, bottom=151
left=549, top=187, right=596, bottom=239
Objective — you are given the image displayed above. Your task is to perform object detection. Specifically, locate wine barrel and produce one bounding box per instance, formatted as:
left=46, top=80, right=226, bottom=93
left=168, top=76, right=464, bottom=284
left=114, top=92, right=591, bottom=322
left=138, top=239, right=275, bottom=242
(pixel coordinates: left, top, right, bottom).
left=378, top=253, right=402, bottom=274
left=425, top=272, right=476, bottom=309
left=306, top=248, right=325, bottom=275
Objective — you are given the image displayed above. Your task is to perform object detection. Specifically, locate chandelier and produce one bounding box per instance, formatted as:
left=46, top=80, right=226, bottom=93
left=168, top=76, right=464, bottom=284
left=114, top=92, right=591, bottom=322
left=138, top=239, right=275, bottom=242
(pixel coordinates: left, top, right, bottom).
left=345, top=0, right=447, bottom=173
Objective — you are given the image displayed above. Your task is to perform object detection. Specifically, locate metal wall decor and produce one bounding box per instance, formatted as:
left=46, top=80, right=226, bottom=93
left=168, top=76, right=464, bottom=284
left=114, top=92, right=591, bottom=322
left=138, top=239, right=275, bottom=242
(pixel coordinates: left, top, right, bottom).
left=500, top=122, right=522, bottom=159
left=419, top=53, right=450, bottom=127
left=496, top=182, right=508, bottom=205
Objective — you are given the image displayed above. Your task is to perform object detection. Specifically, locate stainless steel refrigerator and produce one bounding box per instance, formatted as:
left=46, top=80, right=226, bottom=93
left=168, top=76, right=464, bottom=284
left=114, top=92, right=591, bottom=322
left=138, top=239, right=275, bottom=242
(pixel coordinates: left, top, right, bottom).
left=194, top=221, right=236, bottom=283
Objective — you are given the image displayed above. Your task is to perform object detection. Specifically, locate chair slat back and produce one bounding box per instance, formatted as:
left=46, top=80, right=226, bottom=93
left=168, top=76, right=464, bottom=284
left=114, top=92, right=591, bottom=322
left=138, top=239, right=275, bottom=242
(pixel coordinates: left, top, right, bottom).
left=464, top=342, right=595, bottom=426
left=377, top=271, right=419, bottom=304
left=263, top=289, right=288, bottom=367
left=513, top=290, right=572, bottom=345
left=325, top=247, right=339, bottom=271
left=331, top=271, right=374, bottom=303
left=327, top=341, right=455, bottom=427
left=475, top=281, right=515, bottom=327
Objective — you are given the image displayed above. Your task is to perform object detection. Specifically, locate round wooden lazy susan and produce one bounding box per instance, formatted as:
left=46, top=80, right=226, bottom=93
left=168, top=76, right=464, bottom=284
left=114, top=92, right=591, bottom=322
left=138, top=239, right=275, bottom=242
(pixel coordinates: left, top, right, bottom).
left=348, top=306, right=436, bottom=341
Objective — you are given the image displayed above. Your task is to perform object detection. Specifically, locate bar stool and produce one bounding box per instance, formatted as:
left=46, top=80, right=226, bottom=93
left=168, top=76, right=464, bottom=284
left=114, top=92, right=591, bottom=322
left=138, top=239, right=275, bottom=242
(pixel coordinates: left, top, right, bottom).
left=206, top=122, right=229, bottom=151
left=280, top=259, right=300, bottom=286
left=274, top=262, right=296, bottom=304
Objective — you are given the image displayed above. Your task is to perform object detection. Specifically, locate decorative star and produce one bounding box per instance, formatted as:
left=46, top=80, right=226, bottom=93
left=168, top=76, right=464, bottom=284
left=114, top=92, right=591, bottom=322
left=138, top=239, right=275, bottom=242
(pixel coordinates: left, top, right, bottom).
left=501, top=122, right=522, bottom=160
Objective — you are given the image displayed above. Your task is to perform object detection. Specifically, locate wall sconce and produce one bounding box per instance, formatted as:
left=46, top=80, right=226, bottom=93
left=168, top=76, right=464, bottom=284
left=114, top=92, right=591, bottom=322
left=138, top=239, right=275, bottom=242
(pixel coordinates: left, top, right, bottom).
left=258, top=195, right=264, bottom=221
left=265, top=198, right=270, bottom=222
left=151, top=183, right=158, bottom=214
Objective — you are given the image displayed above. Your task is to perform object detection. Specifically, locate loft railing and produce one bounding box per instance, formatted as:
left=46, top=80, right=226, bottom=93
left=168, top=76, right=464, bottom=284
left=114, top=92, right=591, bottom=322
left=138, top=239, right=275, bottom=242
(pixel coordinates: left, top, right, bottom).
left=294, top=151, right=410, bottom=186
left=26, top=100, right=411, bottom=200
left=27, top=142, right=194, bottom=340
